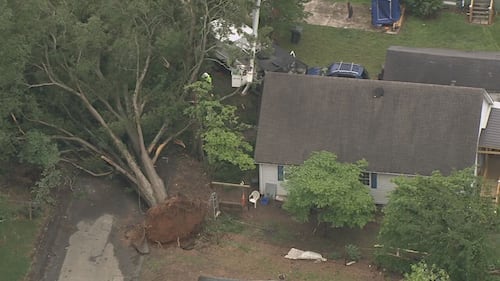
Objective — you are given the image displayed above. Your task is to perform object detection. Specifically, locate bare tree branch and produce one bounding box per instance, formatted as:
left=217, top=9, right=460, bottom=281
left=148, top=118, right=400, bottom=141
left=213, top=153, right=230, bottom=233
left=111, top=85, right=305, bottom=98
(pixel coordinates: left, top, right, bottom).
left=101, top=155, right=138, bottom=185
left=10, top=113, right=26, bottom=135
left=60, top=158, right=112, bottom=177
left=147, top=121, right=169, bottom=153
left=219, top=87, right=242, bottom=101
left=27, top=118, right=77, bottom=138
left=152, top=121, right=193, bottom=164
left=27, top=82, right=56, bottom=88
left=52, top=136, right=106, bottom=157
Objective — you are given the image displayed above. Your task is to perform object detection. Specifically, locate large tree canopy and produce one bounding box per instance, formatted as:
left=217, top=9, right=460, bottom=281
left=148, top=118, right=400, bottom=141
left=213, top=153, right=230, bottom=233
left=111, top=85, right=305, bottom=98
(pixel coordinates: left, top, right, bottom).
left=0, top=0, right=257, bottom=207
left=283, top=151, right=375, bottom=229
left=377, top=169, right=499, bottom=281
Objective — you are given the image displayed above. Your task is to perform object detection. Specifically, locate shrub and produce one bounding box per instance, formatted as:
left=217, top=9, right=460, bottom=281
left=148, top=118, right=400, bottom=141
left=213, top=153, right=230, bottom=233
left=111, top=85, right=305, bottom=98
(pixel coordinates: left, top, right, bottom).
left=403, top=0, right=443, bottom=17
left=345, top=244, right=361, bottom=262
left=404, top=261, right=450, bottom=281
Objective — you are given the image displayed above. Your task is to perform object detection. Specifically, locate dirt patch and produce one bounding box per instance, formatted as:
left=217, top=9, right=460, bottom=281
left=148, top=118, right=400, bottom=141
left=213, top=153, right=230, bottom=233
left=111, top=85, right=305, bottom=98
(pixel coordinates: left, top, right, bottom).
left=140, top=202, right=401, bottom=281
left=140, top=151, right=402, bottom=281
left=158, top=151, right=213, bottom=201
left=304, top=0, right=377, bottom=31
left=145, top=194, right=207, bottom=244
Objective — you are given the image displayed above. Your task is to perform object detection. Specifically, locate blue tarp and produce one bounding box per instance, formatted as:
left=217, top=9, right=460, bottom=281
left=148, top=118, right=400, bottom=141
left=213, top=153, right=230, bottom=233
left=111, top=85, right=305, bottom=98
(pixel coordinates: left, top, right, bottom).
left=371, top=0, right=401, bottom=26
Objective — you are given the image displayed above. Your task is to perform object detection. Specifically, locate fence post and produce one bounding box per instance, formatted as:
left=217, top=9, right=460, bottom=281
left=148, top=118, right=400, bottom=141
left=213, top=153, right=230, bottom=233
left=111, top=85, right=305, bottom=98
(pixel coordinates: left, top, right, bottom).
left=29, top=201, right=32, bottom=220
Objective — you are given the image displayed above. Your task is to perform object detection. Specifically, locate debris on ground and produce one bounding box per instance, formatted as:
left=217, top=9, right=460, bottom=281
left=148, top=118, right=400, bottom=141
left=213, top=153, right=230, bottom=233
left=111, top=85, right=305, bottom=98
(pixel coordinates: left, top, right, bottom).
left=145, top=194, right=207, bottom=244
left=125, top=224, right=150, bottom=254
left=284, top=248, right=327, bottom=262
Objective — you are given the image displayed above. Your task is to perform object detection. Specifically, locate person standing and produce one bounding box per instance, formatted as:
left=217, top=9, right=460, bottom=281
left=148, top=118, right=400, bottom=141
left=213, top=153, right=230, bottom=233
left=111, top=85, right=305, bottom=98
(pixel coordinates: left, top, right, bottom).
left=201, top=72, right=212, bottom=85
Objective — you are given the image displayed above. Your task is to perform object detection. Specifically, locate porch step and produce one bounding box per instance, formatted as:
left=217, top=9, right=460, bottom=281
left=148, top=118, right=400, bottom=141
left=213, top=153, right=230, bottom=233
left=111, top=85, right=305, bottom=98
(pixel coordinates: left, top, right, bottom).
left=468, top=0, right=494, bottom=24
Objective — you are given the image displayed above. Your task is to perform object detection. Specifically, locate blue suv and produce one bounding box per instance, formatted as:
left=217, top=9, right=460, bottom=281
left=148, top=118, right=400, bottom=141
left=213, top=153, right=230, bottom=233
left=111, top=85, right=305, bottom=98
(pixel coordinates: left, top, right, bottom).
left=307, top=62, right=369, bottom=79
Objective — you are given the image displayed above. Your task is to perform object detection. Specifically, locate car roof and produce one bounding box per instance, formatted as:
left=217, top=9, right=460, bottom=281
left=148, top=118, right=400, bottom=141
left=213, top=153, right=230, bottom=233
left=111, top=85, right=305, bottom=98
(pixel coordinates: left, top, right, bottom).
left=328, top=62, right=364, bottom=74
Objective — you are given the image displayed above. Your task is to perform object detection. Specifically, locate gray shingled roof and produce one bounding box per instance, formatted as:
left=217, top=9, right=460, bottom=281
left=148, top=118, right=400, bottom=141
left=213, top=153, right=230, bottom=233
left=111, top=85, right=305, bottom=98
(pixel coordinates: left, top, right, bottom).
left=254, top=72, right=486, bottom=176
left=383, top=46, right=500, bottom=92
left=479, top=108, right=500, bottom=149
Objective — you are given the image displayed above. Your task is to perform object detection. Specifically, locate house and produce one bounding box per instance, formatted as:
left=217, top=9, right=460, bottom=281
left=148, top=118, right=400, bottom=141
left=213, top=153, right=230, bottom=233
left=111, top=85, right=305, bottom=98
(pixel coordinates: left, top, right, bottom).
left=382, top=46, right=500, bottom=187
left=254, top=72, right=495, bottom=204
left=382, top=46, right=500, bottom=93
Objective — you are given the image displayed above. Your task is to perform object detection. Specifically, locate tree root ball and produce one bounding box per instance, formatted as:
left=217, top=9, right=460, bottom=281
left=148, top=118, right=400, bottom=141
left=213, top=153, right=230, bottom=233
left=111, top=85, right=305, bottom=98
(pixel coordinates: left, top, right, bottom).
left=145, top=194, right=207, bottom=244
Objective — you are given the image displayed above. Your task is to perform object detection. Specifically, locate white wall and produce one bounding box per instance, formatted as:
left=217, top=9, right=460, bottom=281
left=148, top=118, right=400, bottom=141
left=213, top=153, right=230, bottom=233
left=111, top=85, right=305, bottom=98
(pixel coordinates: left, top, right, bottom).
left=259, top=163, right=287, bottom=196
left=258, top=163, right=408, bottom=204
left=370, top=173, right=399, bottom=204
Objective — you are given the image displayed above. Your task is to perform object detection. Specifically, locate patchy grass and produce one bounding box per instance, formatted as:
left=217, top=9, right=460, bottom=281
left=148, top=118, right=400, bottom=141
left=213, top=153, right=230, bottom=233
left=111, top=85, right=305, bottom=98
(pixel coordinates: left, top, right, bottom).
left=490, top=233, right=500, bottom=281
left=0, top=196, right=41, bottom=281
left=141, top=207, right=392, bottom=281
left=276, top=9, right=500, bottom=76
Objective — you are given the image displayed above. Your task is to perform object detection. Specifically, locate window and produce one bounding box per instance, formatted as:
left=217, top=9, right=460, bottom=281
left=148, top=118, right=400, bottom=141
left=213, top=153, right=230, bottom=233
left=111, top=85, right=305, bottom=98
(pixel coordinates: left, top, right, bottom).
left=370, top=173, right=378, bottom=189
left=359, top=172, right=370, bottom=185
left=277, top=165, right=284, bottom=181
left=359, top=172, right=378, bottom=189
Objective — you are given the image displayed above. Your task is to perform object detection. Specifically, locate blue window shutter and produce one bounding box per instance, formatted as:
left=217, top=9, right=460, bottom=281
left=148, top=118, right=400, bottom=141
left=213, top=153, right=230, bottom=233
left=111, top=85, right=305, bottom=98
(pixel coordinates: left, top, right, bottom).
left=371, top=173, right=378, bottom=189
left=277, top=165, right=284, bottom=181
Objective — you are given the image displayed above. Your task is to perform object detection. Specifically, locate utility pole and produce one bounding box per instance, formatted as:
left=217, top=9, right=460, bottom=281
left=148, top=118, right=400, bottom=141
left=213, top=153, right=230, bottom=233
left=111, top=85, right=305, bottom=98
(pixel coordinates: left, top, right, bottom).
left=242, top=0, right=261, bottom=94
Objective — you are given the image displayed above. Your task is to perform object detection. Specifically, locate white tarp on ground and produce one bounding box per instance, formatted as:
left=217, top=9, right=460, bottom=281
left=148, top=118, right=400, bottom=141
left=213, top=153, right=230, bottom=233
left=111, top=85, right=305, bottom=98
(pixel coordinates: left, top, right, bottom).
left=284, top=248, right=327, bottom=262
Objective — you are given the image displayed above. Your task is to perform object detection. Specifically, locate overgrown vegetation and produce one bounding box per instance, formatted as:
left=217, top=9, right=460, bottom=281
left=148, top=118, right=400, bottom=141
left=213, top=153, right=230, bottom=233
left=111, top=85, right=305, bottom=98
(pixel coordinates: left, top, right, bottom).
left=403, top=0, right=443, bottom=18
left=376, top=169, right=500, bottom=281
left=0, top=196, right=41, bottom=281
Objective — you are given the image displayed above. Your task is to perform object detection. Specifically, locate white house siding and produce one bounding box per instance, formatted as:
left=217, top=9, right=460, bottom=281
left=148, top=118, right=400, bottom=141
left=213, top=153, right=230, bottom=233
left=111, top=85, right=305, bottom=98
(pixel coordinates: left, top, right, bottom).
left=259, top=163, right=287, bottom=197
left=370, top=173, right=400, bottom=204
left=259, top=163, right=409, bottom=204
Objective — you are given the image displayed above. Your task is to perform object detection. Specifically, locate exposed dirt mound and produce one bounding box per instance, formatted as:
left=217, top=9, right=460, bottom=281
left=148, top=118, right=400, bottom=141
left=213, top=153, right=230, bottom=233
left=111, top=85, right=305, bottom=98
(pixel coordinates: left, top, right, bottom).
left=145, top=194, right=208, bottom=244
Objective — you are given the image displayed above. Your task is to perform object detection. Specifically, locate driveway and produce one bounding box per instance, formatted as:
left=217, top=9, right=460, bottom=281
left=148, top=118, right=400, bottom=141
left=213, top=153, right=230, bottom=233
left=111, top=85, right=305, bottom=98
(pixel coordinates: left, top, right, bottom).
left=28, top=176, right=144, bottom=281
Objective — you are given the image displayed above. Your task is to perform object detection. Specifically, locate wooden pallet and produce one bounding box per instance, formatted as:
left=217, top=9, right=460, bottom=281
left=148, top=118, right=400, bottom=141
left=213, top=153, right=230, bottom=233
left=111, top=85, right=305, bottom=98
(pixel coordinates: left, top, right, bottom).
left=385, top=6, right=405, bottom=35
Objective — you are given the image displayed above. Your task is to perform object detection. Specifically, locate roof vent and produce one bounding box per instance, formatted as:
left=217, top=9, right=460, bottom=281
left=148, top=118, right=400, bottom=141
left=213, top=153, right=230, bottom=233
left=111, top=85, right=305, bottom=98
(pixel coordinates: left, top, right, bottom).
left=373, top=87, right=384, bottom=98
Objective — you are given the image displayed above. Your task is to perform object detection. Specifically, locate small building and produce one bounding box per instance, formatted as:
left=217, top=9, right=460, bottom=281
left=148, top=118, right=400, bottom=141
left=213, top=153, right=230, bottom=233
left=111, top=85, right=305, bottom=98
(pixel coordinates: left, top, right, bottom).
left=382, top=46, right=500, bottom=93
left=254, top=72, right=495, bottom=204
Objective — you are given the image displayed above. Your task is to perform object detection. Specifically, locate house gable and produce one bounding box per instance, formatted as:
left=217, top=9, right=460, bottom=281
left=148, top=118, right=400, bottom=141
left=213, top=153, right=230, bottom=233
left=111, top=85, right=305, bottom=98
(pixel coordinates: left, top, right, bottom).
left=480, top=108, right=500, bottom=150
left=254, top=72, right=486, bottom=176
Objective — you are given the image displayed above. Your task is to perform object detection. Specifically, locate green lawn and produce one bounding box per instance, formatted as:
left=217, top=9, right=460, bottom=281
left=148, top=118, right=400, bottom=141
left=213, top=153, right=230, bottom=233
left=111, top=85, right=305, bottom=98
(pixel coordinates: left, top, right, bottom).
left=0, top=198, right=41, bottom=281
left=276, top=7, right=500, bottom=77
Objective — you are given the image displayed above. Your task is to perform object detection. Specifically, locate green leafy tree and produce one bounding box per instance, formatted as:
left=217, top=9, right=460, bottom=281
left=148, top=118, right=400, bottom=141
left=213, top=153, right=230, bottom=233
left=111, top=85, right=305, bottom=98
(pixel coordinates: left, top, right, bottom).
left=184, top=81, right=255, bottom=172
left=18, top=131, right=62, bottom=205
left=403, top=0, right=443, bottom=18
left=377, top=169, right=499, bottom=281
left=404, top=262, right=450, bottom=281
left=283, top=151, right=375, bottom=228
left=0, top=0, right=256, bottom=207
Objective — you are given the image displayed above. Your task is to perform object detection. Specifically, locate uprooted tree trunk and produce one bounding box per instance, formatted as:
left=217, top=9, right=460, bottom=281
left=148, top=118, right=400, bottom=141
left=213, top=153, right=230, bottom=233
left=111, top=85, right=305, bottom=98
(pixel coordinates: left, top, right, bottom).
left=145, top=194, right=207, bottom=244
left=31, top=48, right=172, bottom=207
left=15, top=0, right=253, bottom=207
